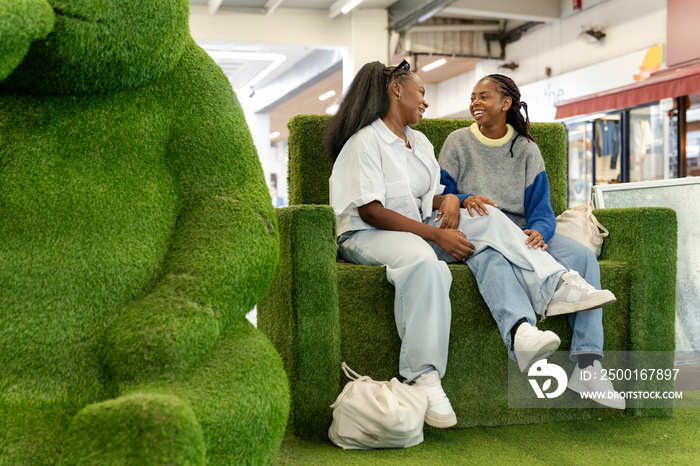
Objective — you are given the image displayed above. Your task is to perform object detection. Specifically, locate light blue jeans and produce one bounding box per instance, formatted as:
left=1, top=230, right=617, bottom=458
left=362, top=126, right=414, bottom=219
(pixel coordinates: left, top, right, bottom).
left=464, top=230, right=604, bottom=362
left=338, top=207, right=567, bottom=381
left=545, top=233, right=605, bottom=362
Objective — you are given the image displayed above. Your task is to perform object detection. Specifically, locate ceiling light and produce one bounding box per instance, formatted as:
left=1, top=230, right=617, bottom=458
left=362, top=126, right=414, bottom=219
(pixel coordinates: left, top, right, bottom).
left=329, top=0, right=363, bottom=18
left=326, top=104, right=340, bottom=115
left=341, top=0, right=363, bottom=14
left=421, top=58, right=447, bottom=72
left=269, top=131, right=280, bottom=139
left=319, top=90, right=336, bottom=101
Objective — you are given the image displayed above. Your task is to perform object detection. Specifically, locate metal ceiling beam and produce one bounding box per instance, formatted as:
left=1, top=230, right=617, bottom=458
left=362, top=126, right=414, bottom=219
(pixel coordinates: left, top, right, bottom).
left=440, top=0, right=560, bottom=23
left=484, top=21, right=544, bottom=46
left=482, top=21, right=543, bottom=60
left=407, top=22, right=500, bottom=33
left=388, top=0, right=457, bottom=33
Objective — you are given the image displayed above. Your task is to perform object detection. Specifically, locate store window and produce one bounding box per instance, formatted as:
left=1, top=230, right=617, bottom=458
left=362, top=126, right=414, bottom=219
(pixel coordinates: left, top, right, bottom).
left=629, top=103, right=677, bottom=182
left=566, top=122, right=593, bottom=207
left=686, top=97, right=700, bottom=177
left=563, top=100, right=685, bottom=207
left=593, top=116, right=622, bottom=185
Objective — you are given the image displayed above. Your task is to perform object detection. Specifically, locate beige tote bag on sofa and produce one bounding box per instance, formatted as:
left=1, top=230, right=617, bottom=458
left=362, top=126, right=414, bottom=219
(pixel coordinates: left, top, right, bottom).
left=555, top=200, right=609, bottom=257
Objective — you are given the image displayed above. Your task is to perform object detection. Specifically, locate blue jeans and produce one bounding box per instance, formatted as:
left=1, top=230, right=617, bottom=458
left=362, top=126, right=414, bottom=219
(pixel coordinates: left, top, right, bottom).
left=546, top=233, right=604, bottom=362
left=466, top=232, right=604, bottom=362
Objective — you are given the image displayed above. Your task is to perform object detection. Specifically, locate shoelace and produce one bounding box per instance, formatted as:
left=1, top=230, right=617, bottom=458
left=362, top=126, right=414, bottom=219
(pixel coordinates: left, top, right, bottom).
left=564, top=270, right=595, bottom=292
left=424, top=383, right=451, bottom=409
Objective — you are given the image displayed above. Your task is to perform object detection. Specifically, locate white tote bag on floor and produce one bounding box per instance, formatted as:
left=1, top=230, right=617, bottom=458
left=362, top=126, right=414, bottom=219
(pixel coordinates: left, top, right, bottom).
left=328, top=362, right=427, bottom=450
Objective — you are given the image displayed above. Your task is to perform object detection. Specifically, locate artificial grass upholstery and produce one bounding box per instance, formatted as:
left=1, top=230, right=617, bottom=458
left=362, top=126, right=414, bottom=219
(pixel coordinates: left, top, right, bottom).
left=0, top=1, right=288, bottom=464
left=258, top=114, right=677, bottom=440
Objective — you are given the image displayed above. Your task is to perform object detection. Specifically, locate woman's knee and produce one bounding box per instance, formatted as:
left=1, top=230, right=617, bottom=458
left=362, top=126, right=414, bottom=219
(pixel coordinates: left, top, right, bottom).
left=460, top=206, right=513, bottom=231
left=550, top=233, right=598, bottom=266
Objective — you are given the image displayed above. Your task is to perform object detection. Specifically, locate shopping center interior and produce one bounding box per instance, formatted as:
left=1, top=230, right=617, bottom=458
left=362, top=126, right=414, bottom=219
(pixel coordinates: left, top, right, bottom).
left=1, top=1, right=698, bottom=464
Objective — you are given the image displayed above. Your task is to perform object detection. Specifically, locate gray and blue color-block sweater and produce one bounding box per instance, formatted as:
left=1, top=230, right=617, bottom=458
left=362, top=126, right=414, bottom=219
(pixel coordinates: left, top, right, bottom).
left=439, top=123, right=557, bottom=242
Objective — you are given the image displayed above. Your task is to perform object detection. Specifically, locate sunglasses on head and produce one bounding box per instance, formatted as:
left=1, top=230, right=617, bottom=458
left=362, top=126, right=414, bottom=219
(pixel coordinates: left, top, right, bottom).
left=385, top=59, right=410, bottom=89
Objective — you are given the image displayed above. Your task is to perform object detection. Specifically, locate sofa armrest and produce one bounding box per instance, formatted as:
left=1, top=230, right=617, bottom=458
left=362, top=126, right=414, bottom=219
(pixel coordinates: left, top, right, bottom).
left=595, top=207, right=677, bottom=352
left=257, top=205, right=340, bottom=439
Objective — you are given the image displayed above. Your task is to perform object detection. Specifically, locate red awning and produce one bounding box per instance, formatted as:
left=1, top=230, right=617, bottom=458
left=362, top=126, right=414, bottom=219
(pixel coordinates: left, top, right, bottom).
left=554, top=61, right=700, bottom=119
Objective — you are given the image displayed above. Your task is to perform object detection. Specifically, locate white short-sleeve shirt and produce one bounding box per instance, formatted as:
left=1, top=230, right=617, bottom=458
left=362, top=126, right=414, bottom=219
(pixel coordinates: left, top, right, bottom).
left=329, top=118, right=443, bottom=236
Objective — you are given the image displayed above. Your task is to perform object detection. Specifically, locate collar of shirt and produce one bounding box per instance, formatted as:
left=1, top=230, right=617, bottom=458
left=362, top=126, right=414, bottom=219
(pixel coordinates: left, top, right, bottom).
left=371, top=118, right=417, bottom=148
left=371, top=118, right=436, bottom=170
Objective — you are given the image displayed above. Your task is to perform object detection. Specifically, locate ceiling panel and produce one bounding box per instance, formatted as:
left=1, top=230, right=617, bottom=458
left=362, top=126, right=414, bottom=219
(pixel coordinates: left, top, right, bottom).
left=413, top=56, right=482, bottom=84
left=269, top=70, right=343, bottom=142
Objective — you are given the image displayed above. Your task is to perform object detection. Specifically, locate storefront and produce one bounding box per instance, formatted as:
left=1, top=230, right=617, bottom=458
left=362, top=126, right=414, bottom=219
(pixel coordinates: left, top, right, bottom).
left=554, top=62, right=700, bottom=207
left=550, top=0, right=700, bottom=207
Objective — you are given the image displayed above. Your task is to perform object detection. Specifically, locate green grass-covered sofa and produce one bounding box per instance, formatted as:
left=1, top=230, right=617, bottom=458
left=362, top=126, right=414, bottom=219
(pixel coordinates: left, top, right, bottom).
left=258, top=114, right=677, bottom=440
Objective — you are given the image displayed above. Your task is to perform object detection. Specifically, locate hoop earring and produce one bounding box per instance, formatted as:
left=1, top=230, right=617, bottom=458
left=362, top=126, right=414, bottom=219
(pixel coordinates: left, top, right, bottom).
left=396, top=94, right=401, bottom=101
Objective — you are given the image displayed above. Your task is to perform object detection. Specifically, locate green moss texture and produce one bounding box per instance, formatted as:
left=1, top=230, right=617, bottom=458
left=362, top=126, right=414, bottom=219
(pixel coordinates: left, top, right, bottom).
left=1, top=1, right=288, bottom=464
left=258, top=114, right=677, bottom=439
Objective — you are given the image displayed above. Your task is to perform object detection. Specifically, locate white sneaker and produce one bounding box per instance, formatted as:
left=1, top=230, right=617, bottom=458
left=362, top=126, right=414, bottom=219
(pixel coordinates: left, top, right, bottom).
left=546, top=270, right=616, bottom=318
left=568, top=360, right=626, bottom=410
left=413, top=371, right=457, bottom=428
left=513, top=322, right=561, bottom=373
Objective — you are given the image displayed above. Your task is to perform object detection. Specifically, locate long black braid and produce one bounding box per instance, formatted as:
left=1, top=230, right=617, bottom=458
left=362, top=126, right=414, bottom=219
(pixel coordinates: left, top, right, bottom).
left=484, top=74, right=535, bottom=148
left=324, top=62, right=412, bottom=162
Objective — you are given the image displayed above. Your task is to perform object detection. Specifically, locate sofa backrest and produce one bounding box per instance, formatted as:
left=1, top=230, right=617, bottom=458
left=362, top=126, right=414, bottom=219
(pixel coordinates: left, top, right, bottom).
left=287, top=114, right=568, bottom=215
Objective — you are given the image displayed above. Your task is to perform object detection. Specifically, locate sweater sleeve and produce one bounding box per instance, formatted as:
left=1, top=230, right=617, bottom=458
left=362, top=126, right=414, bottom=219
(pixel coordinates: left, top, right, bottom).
left=524, top=170, right=556, bottom=242
left=440, top=169, right=469, bottom=206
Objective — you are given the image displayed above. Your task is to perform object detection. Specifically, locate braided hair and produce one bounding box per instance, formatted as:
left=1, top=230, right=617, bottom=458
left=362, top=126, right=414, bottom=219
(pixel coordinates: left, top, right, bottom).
left=484, top=74, right=535, bottom=143
left=324, top=61, right=412, bottom=162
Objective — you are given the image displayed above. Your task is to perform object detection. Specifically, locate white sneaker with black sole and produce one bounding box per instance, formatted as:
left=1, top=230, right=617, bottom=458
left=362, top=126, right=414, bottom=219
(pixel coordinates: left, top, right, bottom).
left=546, top=270, right=617, bottom=318
left=568, top=360, right=626, bottom=410
left=413, top=371, right=457, bottom=428
left=513, top=322, right=561, bottom=373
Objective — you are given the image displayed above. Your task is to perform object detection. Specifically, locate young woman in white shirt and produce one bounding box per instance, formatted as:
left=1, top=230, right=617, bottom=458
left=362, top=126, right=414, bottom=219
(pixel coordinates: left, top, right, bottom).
left=326, top=61, right=616, bottom=428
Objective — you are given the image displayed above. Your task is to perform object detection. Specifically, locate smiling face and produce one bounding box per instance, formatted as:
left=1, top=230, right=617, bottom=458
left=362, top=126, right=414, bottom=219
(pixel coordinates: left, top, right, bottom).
left=5, top=0, right=190, bottom=93
left=394, top=73, right=429, bottom=126
left=470, top=78, right=511, bottom=132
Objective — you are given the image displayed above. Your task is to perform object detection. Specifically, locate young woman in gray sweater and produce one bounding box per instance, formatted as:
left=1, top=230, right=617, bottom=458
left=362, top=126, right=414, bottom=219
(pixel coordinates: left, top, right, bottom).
left=439, top=74, right=624, bottom=409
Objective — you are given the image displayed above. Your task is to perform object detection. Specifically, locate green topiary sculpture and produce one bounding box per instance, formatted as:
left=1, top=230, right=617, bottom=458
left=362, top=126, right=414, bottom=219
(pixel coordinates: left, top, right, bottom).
left=0, top=1, right=289, bottom=464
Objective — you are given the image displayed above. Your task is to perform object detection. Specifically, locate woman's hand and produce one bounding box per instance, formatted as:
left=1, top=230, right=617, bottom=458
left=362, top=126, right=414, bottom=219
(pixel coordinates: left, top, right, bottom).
left=524, top=229, right=548, bottom=251
left=358, top=200, right=474, bottom=260
left=435, top=194, right=461, bottom=229
left=463, top=195, right=498, bottom=217
left=434, top=228, right=475, bottom=261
